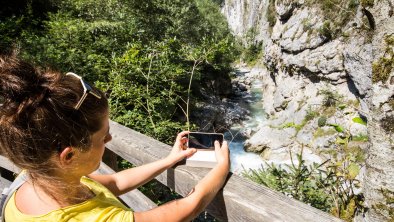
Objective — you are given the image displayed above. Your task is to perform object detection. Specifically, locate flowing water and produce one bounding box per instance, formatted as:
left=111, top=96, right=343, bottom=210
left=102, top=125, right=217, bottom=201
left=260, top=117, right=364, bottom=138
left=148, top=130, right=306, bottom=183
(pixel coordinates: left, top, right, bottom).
left=224, top=80, right=266, bottom=174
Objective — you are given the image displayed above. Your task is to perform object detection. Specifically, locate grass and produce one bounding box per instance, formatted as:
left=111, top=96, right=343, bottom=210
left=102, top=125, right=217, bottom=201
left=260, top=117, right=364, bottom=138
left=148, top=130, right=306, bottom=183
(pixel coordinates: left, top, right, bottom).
left=314, top=127, right=337, bottom=138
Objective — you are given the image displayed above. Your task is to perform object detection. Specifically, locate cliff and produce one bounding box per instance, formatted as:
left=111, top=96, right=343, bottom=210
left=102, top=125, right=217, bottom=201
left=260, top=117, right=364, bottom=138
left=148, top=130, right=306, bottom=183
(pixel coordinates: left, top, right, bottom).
left=221, top=0, right=394, bottom=221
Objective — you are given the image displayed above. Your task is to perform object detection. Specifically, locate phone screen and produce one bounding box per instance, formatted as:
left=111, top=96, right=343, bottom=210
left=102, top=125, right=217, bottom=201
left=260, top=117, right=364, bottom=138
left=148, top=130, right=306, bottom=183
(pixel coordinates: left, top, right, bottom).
left=187, top=132, right=224, bottom=149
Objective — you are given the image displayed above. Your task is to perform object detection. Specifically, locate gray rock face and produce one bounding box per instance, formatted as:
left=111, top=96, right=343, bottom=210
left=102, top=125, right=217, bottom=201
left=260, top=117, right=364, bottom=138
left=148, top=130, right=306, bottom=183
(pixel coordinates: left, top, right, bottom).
left=343, top=39, right=373, bottom=96
left=362, top=2, right=394, bottom=218
left=273, top=7, right=326, bottom=53
left=222, top=0, right=393, bottom=220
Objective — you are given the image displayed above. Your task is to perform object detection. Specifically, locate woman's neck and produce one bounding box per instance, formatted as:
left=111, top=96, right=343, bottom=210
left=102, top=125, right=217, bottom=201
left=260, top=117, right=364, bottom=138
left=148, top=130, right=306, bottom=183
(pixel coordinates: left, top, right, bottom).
left=31, top=174, right=94, bottom=206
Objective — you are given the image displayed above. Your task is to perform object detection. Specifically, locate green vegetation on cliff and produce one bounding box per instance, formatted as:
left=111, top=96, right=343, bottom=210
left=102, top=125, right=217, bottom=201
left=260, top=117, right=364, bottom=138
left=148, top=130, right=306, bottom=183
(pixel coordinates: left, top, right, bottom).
left=372, top=35, right=394, bottom=84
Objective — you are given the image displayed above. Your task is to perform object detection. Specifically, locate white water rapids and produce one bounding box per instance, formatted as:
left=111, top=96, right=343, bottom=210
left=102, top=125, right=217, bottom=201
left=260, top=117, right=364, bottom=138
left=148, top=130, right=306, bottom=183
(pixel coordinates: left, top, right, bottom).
left=224, top=80, right=266, bottom=174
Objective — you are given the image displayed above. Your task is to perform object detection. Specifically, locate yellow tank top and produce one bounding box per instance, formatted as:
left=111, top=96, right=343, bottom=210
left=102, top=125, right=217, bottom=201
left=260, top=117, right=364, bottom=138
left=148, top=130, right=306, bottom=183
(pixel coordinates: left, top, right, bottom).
left=5, top=176, right=134, bottom=222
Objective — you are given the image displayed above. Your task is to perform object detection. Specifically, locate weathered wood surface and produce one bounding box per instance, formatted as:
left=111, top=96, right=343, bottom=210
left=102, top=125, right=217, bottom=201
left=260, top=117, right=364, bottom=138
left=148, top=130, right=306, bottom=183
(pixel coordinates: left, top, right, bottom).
left=0, top=156, right=20, bottom=174
left=108, top=120, right=343, bottom=222
left=0, top=176, right=12, bottom=191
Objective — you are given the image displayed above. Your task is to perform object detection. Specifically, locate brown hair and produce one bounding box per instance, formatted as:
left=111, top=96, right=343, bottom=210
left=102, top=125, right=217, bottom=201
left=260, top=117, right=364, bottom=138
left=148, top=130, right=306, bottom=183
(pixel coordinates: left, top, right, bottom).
left=0, top=51, right=108, bottom=178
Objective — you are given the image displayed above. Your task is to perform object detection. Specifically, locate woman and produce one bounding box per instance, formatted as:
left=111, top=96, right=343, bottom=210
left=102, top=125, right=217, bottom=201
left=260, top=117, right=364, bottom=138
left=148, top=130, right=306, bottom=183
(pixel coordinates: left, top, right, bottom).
left=0, top=52, right=230, bottom=221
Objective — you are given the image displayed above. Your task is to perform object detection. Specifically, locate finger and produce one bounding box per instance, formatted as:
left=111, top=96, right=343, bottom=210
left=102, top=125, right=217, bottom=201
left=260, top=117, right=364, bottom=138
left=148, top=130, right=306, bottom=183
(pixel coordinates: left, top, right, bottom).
left=184, top=148, right=197, bottom=158
left=214, top=140, right=220, bottom=150
left=176, top=131, right=190, bottom=141
left=221, top=140, right=228, bottom=149
left=181, top=137, right=188, bottom=143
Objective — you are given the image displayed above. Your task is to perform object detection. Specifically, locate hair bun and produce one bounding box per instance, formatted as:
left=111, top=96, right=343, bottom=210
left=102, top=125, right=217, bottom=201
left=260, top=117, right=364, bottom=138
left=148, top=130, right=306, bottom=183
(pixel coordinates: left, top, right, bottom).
left=0, top=53, right=52, bottom=118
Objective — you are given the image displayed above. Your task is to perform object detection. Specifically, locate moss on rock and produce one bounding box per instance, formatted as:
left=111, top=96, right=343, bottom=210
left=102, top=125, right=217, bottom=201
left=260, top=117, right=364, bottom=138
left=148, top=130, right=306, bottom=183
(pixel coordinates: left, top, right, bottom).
left=372, top=35, right=394, bottom=83
left=360, top=0, right=374, bottom=7
left=381, top=115, right=394, bottom=134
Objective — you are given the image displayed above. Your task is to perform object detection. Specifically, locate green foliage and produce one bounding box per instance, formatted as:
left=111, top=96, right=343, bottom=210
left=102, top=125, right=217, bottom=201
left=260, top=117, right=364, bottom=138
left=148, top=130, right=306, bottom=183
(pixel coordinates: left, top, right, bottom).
left=389, top=98, right=394, bottom=110
left=352, top=117, right=367, bottom=126
left=360, top=0, right=374, bottom=7
left=319, top=88, right=343, bottom=107
left=280, top=122, right=296, bottom=129
left=318, top=20, right=332, bottom=40
left=0, top=0, right=58, bottom=50
left=318, top=116, right=327, bottom=127
left=100, top=39, right=186, bottom=143
left=372, top=35, right=394, bottom=83
left=7, top=0, right=236, bottom=144
left=381, top=115, right=394, bottom=134
left=118, top=158, right=134, bottom=170
left=305, top=106, right=319, bottom=121
left=244, top=141, right=366, bottom=220
left=243, top=41, right=263, bottom=65
left=328, top=123, right=345, bottom=133
left=338, top=104, right=347, bottom=110
left=248, top=111, right=368, bottom=220
left=240, top=28, right=263, bottom=65
left=267, top=0, right=276, bottom=27
left=314, top=127, right=337, bottom=138
left=277, top=107, right=318, bottom=133
left=243, top=151, right=333, bottom=211
left=372, top=189, right=394, bottom=220
left=352, top=134, right=369, bottom=142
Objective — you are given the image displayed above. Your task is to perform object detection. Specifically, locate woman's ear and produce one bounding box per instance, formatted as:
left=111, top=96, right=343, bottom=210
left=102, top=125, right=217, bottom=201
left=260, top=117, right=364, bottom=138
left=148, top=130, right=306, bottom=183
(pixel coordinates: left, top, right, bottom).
left=59, top=147, right=75, bottom=167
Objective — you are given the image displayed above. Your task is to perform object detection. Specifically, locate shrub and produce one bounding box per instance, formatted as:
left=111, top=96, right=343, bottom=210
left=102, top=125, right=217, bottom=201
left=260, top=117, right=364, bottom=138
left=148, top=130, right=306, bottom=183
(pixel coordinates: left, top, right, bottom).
left=318, top=20, right=332, bottom=40
left=318, top=116, right=327, bottom=127
left=360, top=0, right=374, bottom=7
left=243, top=141, right=366, bottom=220
left=381, top=115, right=394, bottom=134
left=267, top=0, right=276, bottom=27
left=372, top=35, right=394, bottom=83
left=319, top=88, right=342, bottom=107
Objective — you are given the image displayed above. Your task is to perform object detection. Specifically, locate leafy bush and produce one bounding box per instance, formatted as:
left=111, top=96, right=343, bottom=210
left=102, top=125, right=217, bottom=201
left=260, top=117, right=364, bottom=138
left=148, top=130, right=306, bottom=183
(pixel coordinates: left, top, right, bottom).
left=319, top=88, right=343, bottom=107
left=243, top=149, right=333, bottom=211
left=8, top=0, right=236, bottom=143
left=318, top=116, right=327, bottom=127
left=243, top=143, right=366, bottom=220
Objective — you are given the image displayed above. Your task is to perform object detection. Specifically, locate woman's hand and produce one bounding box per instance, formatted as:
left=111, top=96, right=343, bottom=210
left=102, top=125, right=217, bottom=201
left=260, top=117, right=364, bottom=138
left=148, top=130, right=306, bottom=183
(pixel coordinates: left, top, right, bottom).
left=214, top=140, right=230, bottom=171
left=165, top=131, right=196, bottom=166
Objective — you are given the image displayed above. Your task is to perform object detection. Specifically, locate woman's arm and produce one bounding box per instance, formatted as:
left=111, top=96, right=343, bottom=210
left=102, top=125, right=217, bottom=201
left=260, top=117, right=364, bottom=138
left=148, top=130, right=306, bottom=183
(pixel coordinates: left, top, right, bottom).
left=134, top=140, right=230, bottom=222
left=89, top=131, right=196, bottom=196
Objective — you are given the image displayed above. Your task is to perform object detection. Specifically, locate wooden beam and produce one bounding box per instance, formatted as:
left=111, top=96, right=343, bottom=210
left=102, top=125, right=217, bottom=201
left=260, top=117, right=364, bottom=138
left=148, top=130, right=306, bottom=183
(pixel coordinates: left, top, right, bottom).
left=0, top=156, right=20, bottom=174
left=93, top=162, right=157, bottom=212
left=107, top=120, right=343, bottom=222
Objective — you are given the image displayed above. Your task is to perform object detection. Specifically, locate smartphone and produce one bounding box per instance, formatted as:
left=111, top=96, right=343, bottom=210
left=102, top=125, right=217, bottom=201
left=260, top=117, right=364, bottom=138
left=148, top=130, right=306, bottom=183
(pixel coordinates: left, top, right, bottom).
left=187, top=132, right=224, bottom=149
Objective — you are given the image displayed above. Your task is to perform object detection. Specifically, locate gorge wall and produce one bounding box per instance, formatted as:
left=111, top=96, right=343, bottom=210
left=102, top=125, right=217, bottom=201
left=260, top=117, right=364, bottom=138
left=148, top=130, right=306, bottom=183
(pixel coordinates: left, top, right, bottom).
left=221, top=0, right=394, bottom=221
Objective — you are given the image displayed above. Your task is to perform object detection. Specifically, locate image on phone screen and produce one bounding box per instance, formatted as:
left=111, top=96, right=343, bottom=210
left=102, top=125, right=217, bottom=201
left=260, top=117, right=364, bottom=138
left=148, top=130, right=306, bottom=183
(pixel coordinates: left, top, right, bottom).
left=187, top=132, right=224, bottom=149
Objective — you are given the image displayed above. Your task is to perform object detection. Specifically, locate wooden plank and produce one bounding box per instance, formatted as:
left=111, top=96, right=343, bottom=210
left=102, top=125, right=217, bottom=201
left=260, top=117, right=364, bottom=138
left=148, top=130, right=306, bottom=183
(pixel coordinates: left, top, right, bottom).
left=94, top=162, right=157, bottom=212
left=0, top=176, right=12, bottom=191
left=107, top=120, right=343, bottom=222
left=0, top=156, right=20, bottom=173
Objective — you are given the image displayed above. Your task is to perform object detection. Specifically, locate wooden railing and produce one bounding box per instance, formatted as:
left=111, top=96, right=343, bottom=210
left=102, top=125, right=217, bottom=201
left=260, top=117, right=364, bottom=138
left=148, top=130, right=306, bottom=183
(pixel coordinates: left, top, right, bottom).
left=0, top=121, right=342, bottom=222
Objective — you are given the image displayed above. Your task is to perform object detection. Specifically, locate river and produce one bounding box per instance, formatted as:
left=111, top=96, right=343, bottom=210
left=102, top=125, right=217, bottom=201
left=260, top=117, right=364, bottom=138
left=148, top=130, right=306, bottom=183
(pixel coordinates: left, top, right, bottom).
left=224, top=79, right=266, bottom=174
